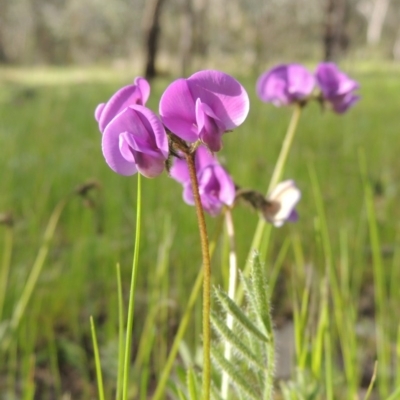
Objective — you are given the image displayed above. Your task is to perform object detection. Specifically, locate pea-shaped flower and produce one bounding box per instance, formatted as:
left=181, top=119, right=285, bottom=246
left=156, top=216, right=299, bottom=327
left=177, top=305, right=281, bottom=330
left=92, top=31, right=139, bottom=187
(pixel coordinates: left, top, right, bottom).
left=95, top=77, right=150, bottom=133
left=159, top=70, right=249, bottom=152
left=256, top=64, right=315, bottom=107
left=102, top=105, right=169, bottom=178
left=170, top=146, right=235, bottom=216
left=264, top=180, right=301, bottom=227
left=316, top=62, right=359, bottom=113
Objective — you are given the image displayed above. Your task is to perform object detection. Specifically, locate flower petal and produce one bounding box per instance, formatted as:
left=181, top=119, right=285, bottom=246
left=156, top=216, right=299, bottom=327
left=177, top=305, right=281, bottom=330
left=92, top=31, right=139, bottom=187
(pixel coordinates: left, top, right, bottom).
left=159, top=78, right=198, bottom=142
left=257, top=64, right=314, bottom=106
left=134, top=77, right=151, bottom=104
left=195, top=146, right=218, bottom=170
left=188, top=70, right=249, bottom=130
left=98, top=84, right=147, bottom=132
left=267, top=180, right=301, bottom=227
left=134, top=151, right=167, bottom=178
left=95, top=103, right=105, bottom=122
left=170, top=157, right=190, bottom=184
left=213, top=164, right=235, bottom=206
left=102, top=125, right=138, bottom=175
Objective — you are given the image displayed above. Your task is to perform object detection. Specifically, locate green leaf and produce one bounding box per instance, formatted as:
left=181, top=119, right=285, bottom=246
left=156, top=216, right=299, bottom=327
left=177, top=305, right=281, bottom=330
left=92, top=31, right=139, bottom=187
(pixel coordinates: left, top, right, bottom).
left=210, top=311, right=265, bottom=371
left=211, top=346, right=260, bottom=400
left=214, top=288, right=269, bottom=343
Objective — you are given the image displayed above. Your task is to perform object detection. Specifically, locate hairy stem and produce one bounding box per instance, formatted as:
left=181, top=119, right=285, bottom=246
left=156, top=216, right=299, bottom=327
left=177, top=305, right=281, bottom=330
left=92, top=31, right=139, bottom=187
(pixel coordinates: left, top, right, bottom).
left=185, top=151, right=212, bottom=400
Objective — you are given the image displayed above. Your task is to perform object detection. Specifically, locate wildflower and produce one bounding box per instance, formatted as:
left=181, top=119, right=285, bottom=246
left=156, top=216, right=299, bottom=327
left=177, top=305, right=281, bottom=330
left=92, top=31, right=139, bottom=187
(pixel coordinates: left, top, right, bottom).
left=264, top=180, right=301, bottom=227
left=95, top=77, right=150, bottom=133
left=256, top=64, right=315, bottom=107
left=170, top=146, right=235, bottom=216
left=102, top=105, right=168, bottom=178
left=159, top=70, right=249, bottom=152
left=315, top=62, right=359, bottom=113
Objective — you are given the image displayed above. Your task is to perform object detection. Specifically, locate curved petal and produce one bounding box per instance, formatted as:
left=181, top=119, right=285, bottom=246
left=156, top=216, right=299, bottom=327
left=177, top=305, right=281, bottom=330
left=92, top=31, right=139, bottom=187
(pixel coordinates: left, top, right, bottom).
left=195, top=146, right=217, bottom=170
left=159, top=78, right=198, bottom=142
left=102, top=131, right=137, bottom=177
left=170, top=157, right=190, bottom=184
left=98, top=84, right=146, bottom=132
left=182, top=181, right=195, bottom=205
left=267, top=180, right=301, bottom=227
left=331, top=94, right=360, bottom=114
left=316, top=63, right=340, bottom=97
left=188, top=70, right=249, bottom=130
left=196, top=100, right=224, bottom=151
left=134, top=151, right=166, bottom=178
left=286, top=64, right=315, bottom=98
left=95, top=103, right=105, bottom=122
left=134, top=77, right=151, bottom=105
left=130, top=105, right=169, bottom=158
left=256, top=65, right=290, bottom=106
left=102, top=106, right=167, bottom=177
left=213, top=165, right=235, bottom=206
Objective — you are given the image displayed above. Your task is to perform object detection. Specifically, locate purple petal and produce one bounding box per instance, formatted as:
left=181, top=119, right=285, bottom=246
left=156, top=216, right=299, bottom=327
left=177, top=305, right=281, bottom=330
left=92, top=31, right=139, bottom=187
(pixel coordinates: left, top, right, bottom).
left=316, top=62, right=358, bottom=97
left=102, top=127, right=138, bottom=175
left=170, top=157, right=190, bottom=184
left=182, top=181, right=195, bottom=205
left=133, top=105, right=169, bottom=159
left=102, top=106, right=167, bottom=177
left=195, top=146, right=218, bottom=170
left=95, top=103, right=105, bottom=122
left=187, top=70, right=249, bottom=130
left=286, top=64, right=315, bottom=99
left=331, top=94, right=360, bottom=114
left=213, top=164, right=235, bottom=206
left=134, top=152, right=166, bottom=178
left=134, top=77, right=151, bottom=104
left=159, top=78, right=198, bottom=142
left=257, top=64, right=314, bottom=106
left=196, top=101, right=224, bottom=151
left=98, top=83, right=149, bottom=132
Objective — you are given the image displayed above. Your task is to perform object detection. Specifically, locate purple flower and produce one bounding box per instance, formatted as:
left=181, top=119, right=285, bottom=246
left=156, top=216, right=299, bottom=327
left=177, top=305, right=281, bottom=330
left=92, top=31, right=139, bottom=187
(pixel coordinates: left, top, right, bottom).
left=170, top=146, right=235, bottom=216
left=256, top=64, right=315, bottom=106
left=95, top=77, right=150, bottom=133
left=159, top=70, right=249, bottom=152
left=315, top=62, right=359, bottom=113
left=264, top=180, right=301, bottom=227
left=102, top=105, right=168, bottom=178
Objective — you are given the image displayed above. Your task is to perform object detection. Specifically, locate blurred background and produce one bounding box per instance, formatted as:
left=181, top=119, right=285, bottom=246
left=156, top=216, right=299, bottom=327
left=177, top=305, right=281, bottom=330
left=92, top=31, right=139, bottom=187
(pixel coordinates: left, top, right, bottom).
left=0, top=0, right=400, bottom=75
left=1, top=0, right=400, bottom=399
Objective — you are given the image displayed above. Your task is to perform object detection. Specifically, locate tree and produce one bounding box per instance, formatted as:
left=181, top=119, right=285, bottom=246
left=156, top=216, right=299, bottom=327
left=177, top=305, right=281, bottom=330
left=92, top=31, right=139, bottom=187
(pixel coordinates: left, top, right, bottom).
left=323, top=0, right=350, bottom=61
left=143, top=0, right=166, bottom=80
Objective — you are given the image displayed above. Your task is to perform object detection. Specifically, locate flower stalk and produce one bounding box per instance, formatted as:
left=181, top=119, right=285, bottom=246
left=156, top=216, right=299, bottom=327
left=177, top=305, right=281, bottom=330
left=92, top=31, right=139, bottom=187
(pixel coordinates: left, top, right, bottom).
left=184, top=150, right=212, bottom=400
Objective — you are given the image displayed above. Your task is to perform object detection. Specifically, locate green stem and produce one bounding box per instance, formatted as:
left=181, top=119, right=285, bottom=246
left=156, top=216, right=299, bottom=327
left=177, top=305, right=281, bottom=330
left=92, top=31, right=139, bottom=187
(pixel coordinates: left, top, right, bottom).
left=185, top=151, right=212, bottom=400
left=116, top=263, right=124, bottom=400
left=122, top=174, right=142, bottom=400
left=238, top=105, right=302, bottom=302
left=221, top=209, right=237, bottom=399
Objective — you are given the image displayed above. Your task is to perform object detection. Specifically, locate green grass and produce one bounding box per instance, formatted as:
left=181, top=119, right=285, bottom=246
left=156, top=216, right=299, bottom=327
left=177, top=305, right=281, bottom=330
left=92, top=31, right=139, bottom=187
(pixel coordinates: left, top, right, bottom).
left=1, top=63, right=400, bottom=399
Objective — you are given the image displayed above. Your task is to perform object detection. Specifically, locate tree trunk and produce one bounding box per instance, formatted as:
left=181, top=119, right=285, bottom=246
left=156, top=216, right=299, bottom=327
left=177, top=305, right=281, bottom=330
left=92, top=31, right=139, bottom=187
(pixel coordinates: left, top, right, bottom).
left=367, top=0, right=391, bottom=45
left=193, top=0, right=209, bottom=57
left=179, top=0, right=193, bottom=76
left=323, top=0, right=349, bottom=61
left=143, top=0, right=166, bottom=80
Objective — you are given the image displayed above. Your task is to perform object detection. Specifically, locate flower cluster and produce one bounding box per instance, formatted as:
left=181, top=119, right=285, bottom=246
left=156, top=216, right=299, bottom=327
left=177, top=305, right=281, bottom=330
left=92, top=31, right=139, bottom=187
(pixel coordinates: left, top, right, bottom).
left=94, top=63, right=359, bottom=227
left=257, top=62, right=359, bottom=113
